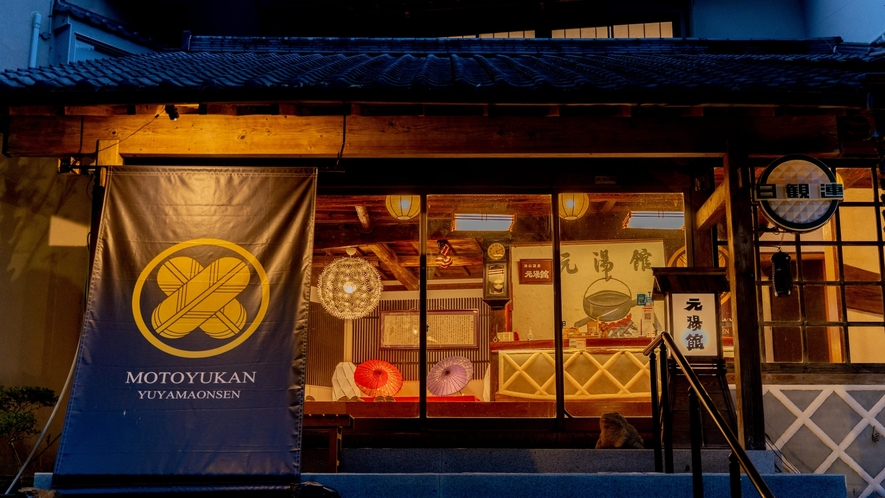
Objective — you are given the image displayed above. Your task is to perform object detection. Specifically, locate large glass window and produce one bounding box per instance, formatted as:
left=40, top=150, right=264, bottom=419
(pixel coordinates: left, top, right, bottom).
left=305, top=194, right=421, bottom=416
left=558, top=192, right=686, bottom=417
left=426, top=194, right=555, bottom=418
left=305, top=193, right=558, bottom=418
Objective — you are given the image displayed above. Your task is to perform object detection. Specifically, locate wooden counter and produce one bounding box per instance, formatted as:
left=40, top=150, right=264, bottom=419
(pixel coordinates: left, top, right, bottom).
left=491, top=339, right=653, bottom=402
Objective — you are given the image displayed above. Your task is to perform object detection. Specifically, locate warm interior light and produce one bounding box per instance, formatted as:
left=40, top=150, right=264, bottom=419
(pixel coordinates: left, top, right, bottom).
left=385, top=195, right=420, bottom=220
left=624, top=211, right=684, bottom=229
left=317, top=247, right=382, bottom=320
left=558, top=193, right=590, bottom=220
left=452, top=213, right=515, bottom=231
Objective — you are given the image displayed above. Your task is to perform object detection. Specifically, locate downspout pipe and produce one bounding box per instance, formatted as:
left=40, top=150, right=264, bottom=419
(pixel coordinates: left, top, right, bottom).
left=29, top=11, right=42, bottom=68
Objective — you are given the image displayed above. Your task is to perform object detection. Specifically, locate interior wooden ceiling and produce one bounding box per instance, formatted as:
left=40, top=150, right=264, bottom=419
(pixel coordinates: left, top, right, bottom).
left=312, top=193, right=685, bottom=289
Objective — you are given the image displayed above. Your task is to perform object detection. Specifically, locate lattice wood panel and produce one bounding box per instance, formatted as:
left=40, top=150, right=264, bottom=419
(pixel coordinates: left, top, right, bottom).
left=498, top=348, right=651, bottom=399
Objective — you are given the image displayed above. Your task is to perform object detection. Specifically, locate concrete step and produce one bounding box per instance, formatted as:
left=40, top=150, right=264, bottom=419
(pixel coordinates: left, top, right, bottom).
left=301, top=472, right=847, bottom=498
left=337, top=448, right=779, bottom=474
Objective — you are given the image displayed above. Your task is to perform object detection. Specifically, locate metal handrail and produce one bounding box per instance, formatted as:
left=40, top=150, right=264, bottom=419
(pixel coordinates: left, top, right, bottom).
left=643, top=331, right=775, bottom=498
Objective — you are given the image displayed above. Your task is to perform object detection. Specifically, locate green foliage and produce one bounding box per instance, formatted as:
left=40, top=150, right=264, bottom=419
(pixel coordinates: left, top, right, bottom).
left=0, top=386, right=57, bottom=468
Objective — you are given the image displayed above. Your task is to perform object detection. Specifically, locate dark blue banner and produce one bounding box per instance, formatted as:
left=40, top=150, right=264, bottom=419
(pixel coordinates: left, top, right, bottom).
left=54, top=167, right=316, bottom=492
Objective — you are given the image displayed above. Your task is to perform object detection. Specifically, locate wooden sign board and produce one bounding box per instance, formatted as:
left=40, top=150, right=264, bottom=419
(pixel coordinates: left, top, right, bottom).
left=518, top=259, right=553, bottom=284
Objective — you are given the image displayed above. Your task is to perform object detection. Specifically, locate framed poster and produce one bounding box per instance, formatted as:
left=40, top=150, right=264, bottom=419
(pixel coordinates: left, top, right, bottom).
left=381, top=310, right=478, bottom=348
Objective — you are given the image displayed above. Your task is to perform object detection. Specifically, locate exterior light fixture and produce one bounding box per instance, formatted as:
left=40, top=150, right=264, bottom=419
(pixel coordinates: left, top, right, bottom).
left=317, top=247, right=382, bottom=320
left=771, top=250, right=793, bottom=297
left=623, top=211, right=684, bottom=229
left=385, top=195, right=420, bottom=220
left=164, top=105, right=179, bottom=121
left=452, top=213, right=515, bottom=232
left=558, top=193, right=590, bottom=220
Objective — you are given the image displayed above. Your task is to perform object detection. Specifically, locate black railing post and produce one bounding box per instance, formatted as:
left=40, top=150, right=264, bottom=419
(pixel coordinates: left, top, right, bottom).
left=729, top=451, right=742, bottom=497
left=642, top=332, right=775, bottom=498
left=660, top=342, right=674, bottom=474
left=649, top=350, right=662, bottom=473
left=689, top=387, right=704, bottom=498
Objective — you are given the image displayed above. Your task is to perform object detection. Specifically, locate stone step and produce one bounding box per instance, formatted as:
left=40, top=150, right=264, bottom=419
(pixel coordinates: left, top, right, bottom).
left=335, top=448, right=779, bottom=474
left=301, top=472, right=847, bottom=498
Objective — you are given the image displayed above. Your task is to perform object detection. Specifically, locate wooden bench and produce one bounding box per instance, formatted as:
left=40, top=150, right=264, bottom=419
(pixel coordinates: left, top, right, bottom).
left=302, top=413, right=354, bottom=473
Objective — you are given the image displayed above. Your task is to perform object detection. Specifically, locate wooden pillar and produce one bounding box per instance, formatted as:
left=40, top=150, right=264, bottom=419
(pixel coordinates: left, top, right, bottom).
left=688, top=168, right=716, bottom=267
left=723, top=144, right=766, bottom=450
left=96, top=140, right=122, bottom=176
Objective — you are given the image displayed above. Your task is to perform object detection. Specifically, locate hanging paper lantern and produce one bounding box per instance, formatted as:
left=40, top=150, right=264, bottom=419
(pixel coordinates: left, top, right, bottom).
left=559, top=193, right=590, bottom=220
left=385, top=195, right=420, bottom=220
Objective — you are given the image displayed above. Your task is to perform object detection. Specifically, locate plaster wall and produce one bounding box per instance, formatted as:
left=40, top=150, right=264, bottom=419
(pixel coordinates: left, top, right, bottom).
left=0, top=0, right=50, bottom=71
left=511, top=245, right=555, bottom=341
left=0, top=0, right=153, bottom=71
left=837, top=188, right=884, bottom=364
left=691, top=0, right=806, bottom=39
left=0, top=152, right=91, bottom=473
left=839, top=188, right=878, bottom=273
left=804, top=0, right=885, bottom=43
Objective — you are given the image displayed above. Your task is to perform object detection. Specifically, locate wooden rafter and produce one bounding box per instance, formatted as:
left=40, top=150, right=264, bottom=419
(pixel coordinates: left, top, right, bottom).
left=312, top=254, right=480, bottom=268
left=354, top=205, right=372, bottom=232
left=599, top=200, right=617, bottom=214
left=367, top=243, right=420, bottom=290
left=695, top=180, right=728, bottom=232
left=313, top=225, right=418, bottom=250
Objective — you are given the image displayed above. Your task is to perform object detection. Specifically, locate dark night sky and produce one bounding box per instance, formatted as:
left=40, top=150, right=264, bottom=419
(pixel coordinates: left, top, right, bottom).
left=105, top=0, right=687, bottom=47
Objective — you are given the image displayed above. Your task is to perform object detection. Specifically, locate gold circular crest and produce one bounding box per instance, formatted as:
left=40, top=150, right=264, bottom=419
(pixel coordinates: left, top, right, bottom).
left=132, top=238, right=270, bottom=358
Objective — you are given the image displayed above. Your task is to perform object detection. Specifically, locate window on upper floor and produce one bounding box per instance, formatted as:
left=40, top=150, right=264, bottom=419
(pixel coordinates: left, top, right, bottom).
left=552, top=22, right=673, bottom=39
left=52, top=4, right=157, bottom=65
left=72, top=36, right=132, bottom=62
left=450, top=21, right=673, bottom=39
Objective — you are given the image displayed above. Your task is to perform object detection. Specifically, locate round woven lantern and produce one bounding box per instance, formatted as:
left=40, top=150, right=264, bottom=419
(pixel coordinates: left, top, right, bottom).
left=317, top=249, right=382, bottom=320
left=385, top=195, right=420, bottom=220
left=559, top=193, right=590, bottom=220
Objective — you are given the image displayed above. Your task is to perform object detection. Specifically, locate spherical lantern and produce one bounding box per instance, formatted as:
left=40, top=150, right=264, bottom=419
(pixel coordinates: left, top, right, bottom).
left=385, top=195, right=420, bottom=220
left=317, top=248, right=382, bottom=320
left=558, top=193, right=590, bottom=220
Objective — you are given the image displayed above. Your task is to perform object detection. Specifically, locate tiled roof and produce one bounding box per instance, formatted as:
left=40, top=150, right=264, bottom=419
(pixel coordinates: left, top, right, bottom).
left=1, top=37, right=883, bottom=107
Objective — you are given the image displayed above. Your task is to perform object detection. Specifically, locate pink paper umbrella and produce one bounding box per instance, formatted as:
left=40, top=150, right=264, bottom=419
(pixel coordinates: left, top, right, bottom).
left=427, top=356, right=474, bottom=396
left=354, top=359, right=403, bottom=397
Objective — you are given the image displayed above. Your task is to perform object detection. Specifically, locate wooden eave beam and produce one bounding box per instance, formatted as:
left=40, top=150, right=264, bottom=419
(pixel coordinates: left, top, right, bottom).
left=695, top=179, right=728, bottom=232
left=367, top=243, right=419, bottom=290
left=2, top=114, right=853, bottom=158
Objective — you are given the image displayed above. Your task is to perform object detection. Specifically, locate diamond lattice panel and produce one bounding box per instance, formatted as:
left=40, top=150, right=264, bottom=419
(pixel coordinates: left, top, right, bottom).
left=763, top=385, right=885, bottom=498
left=498, top=349, right=650, bottom=400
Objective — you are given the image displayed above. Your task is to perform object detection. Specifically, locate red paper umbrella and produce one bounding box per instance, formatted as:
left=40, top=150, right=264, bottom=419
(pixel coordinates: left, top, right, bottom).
left=427, top=356, right=473, bottom=396
left=354, top=359, right=403, bottom=397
